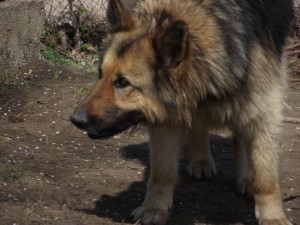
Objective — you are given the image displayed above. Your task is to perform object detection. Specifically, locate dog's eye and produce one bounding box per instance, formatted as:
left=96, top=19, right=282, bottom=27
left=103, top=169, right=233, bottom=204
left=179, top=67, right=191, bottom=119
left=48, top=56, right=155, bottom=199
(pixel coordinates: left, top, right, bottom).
left=114, top=76, right=130, bottom=88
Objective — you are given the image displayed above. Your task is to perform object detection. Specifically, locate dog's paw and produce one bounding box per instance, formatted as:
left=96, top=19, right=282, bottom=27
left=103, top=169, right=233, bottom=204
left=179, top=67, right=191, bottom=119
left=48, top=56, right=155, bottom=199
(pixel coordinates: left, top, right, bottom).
left=255, top=198, right=291, bottom=225
left=188, top=160, right=216, bottom=179
left=131, top=206, right=169, bottom=225
left=259, top=218, right=292, bottom=225
left=236, top=168, right=253, bottom=197
left=237, top=177, right=253, bottom=197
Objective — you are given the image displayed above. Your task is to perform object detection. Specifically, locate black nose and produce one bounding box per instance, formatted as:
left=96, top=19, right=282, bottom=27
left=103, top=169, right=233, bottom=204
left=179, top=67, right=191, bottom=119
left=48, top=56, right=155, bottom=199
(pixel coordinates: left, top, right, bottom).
left=70, top=109, right=89, bottom=128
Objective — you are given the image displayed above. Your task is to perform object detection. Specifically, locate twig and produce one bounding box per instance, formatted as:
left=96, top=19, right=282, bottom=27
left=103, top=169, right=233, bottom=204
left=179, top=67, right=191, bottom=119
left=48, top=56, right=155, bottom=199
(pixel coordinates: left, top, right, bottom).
left=283, top=102, right=292, bottom=110
left=284, top=117, right=300, bottom=124
left=133, top=218, right=142, bottom=225
left=286, top=41, right=300, bottom=51
left=57, top=48, right=79, bottom=62
left=287, top=50, right=300, bottom=56
left=1, top=99, right=13, bottom=108
left=45, top=133, right=49, bottom=146
left=22, top=101, right=34, bottom=109
left=289, top=59, right=299, bottom=65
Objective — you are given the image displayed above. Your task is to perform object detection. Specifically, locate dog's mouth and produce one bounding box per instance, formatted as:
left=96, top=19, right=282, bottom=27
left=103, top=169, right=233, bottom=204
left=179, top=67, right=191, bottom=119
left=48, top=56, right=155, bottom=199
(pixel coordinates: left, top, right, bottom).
left=86, top=119, right=139, bottom=139
left=71, top=108, right=145, bottom=139
left=87, top=129, right=125, bottom=139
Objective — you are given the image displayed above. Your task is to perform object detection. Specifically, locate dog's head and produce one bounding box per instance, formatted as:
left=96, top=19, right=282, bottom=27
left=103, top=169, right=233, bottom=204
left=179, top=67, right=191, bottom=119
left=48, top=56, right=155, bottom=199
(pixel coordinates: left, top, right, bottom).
left=70, top=0, right=192, bottom=139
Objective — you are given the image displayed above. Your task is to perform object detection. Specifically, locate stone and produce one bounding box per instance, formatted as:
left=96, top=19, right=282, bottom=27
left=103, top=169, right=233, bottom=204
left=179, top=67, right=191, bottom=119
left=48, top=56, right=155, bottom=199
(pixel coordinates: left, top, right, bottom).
left=0, top=0, right=44, bottom=81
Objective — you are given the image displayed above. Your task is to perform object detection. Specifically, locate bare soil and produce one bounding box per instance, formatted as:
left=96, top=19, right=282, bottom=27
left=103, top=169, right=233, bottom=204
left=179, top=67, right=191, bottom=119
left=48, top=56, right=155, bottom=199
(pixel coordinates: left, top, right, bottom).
left=0, top=60, right=299, bottom=225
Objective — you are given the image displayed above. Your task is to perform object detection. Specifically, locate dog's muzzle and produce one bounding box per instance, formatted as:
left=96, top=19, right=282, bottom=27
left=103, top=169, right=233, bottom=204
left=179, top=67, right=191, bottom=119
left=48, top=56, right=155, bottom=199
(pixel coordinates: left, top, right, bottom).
left=70, top=108, right=89, bottom=129
left=70, top=107, right=145, bottom=139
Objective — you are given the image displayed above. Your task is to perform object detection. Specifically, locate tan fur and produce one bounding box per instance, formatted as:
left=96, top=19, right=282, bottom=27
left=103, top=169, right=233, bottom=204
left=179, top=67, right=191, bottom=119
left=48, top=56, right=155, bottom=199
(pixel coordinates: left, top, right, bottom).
left=71, top=0, right=293, bottom=224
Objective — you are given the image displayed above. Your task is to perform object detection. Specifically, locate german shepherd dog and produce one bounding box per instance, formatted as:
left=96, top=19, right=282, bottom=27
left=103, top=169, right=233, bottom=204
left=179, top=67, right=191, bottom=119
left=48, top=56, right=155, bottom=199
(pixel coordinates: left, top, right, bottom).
left=71, top=0, right=294, bottom=224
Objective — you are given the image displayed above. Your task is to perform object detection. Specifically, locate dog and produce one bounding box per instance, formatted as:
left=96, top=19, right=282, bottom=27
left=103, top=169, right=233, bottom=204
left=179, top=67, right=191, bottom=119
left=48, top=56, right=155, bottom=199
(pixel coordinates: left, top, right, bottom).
left=70, top=0, right=294, bottom=224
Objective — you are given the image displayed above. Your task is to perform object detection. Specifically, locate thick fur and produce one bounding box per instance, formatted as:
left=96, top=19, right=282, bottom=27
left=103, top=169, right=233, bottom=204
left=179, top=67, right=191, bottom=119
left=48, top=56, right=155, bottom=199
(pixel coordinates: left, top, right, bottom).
left=71, top=0, right=294, bottom=224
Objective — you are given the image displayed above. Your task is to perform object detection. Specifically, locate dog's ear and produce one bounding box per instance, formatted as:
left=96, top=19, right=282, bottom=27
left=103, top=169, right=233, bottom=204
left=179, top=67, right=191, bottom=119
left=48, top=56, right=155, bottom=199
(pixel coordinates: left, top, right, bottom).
left=153, top=20, right=189, bottom=68
left=107, top=0, right=135, bottom=33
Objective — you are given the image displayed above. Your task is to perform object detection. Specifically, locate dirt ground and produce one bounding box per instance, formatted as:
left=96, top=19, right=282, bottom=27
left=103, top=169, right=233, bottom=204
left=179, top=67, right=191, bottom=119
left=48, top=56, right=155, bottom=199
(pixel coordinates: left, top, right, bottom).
left=0, top=60, right=299, bottom=225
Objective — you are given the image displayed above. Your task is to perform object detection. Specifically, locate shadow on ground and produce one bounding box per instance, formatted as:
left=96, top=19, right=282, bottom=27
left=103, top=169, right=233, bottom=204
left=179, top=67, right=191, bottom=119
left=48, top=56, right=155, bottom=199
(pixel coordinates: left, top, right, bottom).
left=78, top=135, right=257, bottom=225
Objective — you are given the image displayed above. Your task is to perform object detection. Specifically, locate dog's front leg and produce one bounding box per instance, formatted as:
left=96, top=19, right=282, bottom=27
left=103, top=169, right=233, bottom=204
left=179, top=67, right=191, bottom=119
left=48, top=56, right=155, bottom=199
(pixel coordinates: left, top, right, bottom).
left=132, top=126, right=185, bottom=225
left=241, top=117, right=291, bottom=225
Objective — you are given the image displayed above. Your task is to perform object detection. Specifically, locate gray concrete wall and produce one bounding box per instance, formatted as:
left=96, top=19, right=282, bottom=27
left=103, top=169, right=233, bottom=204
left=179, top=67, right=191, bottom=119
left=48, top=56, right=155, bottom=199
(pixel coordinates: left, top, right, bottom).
left=0, top=0, right=45, bottom=80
